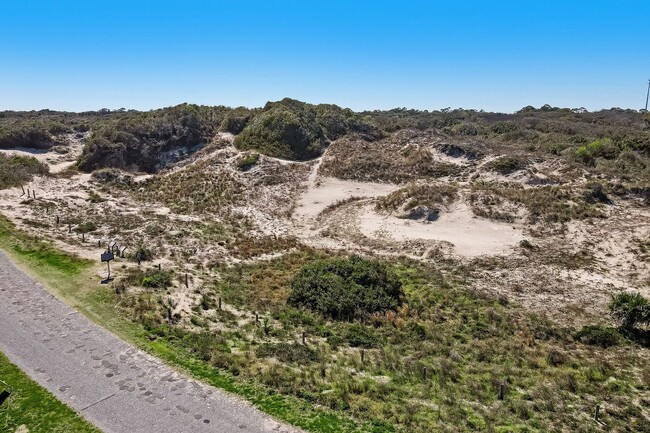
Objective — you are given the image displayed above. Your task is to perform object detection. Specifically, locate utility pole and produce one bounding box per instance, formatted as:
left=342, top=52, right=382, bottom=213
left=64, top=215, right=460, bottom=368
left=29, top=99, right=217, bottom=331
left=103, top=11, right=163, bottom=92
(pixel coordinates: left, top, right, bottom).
left=646, top=79, right=650, bottom=112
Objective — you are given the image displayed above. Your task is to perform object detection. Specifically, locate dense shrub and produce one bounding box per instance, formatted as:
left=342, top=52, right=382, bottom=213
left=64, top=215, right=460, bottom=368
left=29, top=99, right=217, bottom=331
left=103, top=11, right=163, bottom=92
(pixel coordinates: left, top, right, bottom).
left=235, top=152, right=260, bottom=171
left=234, top=98, right=381, bottom=160
left=486, top=157, right=527, bottom=175
left=126, top=268, right=173, bottom=289
left=129, top=244, right=154, bottom=262
left=77, top=104, right=229, bottom=173
left=574, top=325, right=621, bottom=348
left=219, top=107, right=254, bottom=134
left=610, top=292, right=650, bottom=332
left=288, top=255, right=404, bottom=320
left=0, top=119, right=69, bottom=149
left=0, top=154, right=49, bottom=189
left=344, top=324, right=381, bottom=348
left=74, top=221, right=97, bottom=233
left=234, top=103, right=326, bottom=160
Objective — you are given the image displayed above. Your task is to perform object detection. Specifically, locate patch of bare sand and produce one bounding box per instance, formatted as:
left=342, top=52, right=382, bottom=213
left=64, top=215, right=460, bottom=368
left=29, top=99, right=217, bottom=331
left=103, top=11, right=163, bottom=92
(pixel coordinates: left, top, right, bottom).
left=358, top=201, right=524, bottom=257
left=295, top=176, right=398, bottom=220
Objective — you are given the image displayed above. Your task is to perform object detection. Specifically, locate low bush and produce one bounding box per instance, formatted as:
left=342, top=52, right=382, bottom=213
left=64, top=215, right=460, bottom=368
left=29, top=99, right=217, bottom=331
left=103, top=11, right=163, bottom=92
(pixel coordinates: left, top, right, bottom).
left=574, top=325, right=621, bottom=348
left=0, top=154, right=49, bottom=189
left=129, top=244, right=154, bottom=262
left=74, top=221, right=97, bottom=233
left=288, top=255, right=404, bottom=320
left=610, top=292, right=650, bottom=332
left=235, top=152, right=260, bottom=171
left=486, top=157, right=527, bottom=175
left=344, top=324, right=381, bottom=348
left=126, top=268, right=173, bottom=289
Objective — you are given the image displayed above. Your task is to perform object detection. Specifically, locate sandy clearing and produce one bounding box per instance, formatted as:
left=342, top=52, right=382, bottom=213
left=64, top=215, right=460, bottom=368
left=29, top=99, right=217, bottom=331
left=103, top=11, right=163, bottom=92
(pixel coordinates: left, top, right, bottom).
left=358, top=201, right=524, bottom=257
left=295, top=176, right=398, bottom=219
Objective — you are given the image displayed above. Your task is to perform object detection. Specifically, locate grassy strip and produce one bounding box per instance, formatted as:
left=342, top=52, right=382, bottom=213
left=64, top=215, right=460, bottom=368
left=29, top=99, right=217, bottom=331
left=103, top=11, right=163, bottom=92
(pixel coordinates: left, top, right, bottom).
left=0, top=215, right=375, bottom=433
left=0, top=351, right=100, bottom=433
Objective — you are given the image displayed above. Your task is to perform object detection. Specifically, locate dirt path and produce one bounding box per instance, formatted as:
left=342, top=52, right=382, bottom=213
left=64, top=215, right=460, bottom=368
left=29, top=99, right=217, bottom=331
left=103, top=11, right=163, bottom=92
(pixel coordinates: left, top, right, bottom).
left=0, top=251, right=302, bottom=433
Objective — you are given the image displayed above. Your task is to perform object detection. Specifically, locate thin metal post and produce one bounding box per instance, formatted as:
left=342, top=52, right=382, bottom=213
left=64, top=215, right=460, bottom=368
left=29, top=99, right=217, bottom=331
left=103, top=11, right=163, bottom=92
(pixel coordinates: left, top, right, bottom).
left=646, top=79, right=650, bottom=111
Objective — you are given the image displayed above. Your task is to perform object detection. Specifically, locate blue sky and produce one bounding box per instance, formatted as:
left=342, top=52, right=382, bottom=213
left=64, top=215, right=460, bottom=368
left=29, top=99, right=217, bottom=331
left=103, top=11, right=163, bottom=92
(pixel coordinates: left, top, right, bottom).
left=1, top=1, right=648, bottom=112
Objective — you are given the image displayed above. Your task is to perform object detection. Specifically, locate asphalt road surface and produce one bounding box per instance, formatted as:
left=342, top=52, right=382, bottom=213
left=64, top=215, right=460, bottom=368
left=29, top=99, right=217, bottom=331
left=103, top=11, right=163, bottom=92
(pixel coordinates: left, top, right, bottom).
left=0, top=251, right=302, bottom=433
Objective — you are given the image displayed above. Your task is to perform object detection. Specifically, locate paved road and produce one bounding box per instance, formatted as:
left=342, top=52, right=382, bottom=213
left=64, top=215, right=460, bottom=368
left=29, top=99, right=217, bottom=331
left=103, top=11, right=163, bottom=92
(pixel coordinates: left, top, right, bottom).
left=0, top=252, right=302, bottom=433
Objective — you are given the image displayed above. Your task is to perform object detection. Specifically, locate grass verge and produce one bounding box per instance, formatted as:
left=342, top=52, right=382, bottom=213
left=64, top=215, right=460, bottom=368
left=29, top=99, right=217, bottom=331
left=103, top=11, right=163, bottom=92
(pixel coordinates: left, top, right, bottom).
left=0, top=351, right=100, bottom=433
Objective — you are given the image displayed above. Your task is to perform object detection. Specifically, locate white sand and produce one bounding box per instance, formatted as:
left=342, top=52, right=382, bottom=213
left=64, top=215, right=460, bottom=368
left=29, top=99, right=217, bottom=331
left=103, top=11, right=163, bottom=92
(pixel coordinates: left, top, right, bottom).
left=358, top=201, right=524, bottom=257
left=294, top=176, right=397, bottom=219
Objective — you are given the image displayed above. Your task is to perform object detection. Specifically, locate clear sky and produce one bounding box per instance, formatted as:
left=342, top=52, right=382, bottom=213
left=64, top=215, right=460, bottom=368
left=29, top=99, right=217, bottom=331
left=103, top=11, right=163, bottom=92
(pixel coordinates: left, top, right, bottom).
left=1, top=1, right=649, bottom=113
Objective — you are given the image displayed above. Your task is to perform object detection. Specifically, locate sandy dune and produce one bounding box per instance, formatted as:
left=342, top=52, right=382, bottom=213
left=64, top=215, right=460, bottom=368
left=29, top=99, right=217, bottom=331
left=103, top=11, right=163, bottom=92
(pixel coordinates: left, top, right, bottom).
left=358, top=201, right=524, bottom=257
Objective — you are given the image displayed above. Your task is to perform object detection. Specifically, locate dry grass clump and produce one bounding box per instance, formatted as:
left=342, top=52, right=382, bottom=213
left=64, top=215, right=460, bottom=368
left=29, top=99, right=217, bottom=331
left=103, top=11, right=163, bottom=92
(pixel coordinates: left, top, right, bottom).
left=320, top=133, right=463, bottom=183
left=136, top=160, right=243, bottom=214
left=230, top=235, right=299, bottom=259
left=376, top=183, right=458, bottom=213
left=470, top=183, right=606, bottom=224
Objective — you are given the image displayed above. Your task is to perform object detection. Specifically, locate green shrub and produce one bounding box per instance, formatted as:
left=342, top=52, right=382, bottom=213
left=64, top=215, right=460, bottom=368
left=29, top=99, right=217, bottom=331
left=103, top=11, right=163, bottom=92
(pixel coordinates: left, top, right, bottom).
left=609, top=292, right=650, bottom=332
left=574, top=325, right=621, bottom=348
left=0, top=154, right=49, bottom=189
left=288, top=255, right=404, bottom=320
left=234, top=103, right=326, bottom=160
left=235, top=152, right=260, bottom=171
left=575, top=138, right=618, bottom=165
left=344, top=324, right=381, bottom=348
left=129, top=244, right=154, bottom=262
left=141, top=269, right=173, bottom=289
left=74, top=221, right=97, bottom=233
left=219, top=108, right=253, bottom=134
left=77, top=104, right=228, bottom=173
left=486, top=157, right=526, bottom=175
left=126, top=268, right=173, bottom=289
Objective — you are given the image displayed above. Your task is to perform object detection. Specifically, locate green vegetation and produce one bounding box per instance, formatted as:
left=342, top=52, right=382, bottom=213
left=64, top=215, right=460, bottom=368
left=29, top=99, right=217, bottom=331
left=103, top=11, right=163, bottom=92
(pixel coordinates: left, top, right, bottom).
left=288, top=255, right=404, bottom=320
left=219, top=106, right=255, bottom=134
left=234, top=98, right=381, bottom=160
left=575, top=139, right=618, bottom=166
left=117, top=252, right=650, bottom=433
left=0, top=118, right=70, bottom=149
left=609, top=292, right=650, bottom=332
left=235, top=151, right=260, bottom=171
left=128, top=244, right=154, bottom=262
left=376, top=184, right=458, bottom=213
left=469, top=183, right=605, bottom=223
left=74, top=221, right=97, bottom=234
left=234, top=102, right=327, bottom=160
left=125, top=267, right=174, bottom=289
left=77, top=104, right=230, bottom=173
left=485, top=156, right=528, bottom=175
left=0, top=154, right=49, bottom=189
left=0, top=221, right=89, bottom=278
left=574, top=325, right=622, bottom=348
left=2, top=213, right=650, bottom=432
left=0, top=351, right=100, bottom=433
